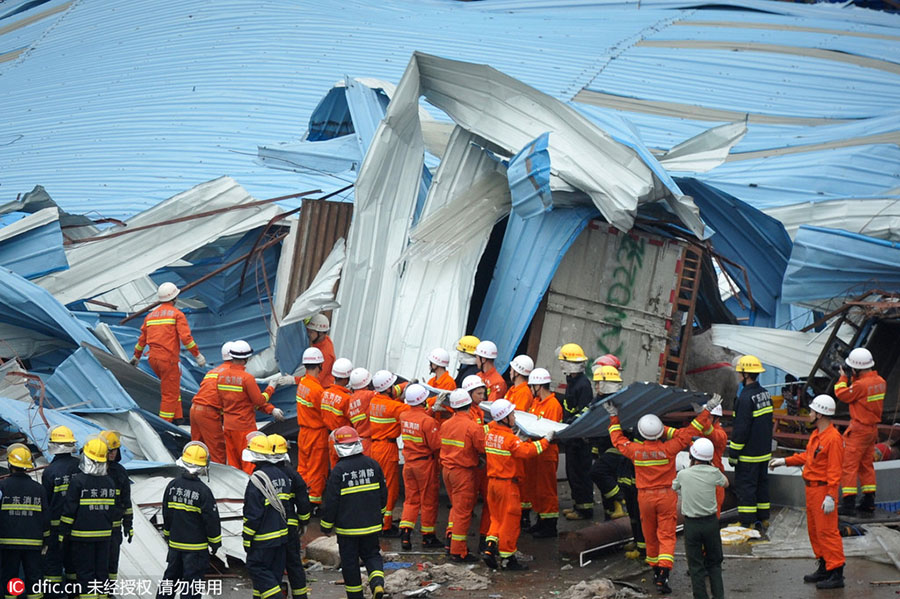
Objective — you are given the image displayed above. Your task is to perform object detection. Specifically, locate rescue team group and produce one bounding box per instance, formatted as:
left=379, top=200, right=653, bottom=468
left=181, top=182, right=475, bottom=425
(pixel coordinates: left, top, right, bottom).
left=0, top=283, right=884, bottom=599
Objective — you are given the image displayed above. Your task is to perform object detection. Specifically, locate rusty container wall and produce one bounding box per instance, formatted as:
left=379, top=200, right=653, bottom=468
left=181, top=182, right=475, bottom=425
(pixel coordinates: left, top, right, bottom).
left=531, top=221, right=686, bottom=385
left=284, top=199, right=353, bottom=317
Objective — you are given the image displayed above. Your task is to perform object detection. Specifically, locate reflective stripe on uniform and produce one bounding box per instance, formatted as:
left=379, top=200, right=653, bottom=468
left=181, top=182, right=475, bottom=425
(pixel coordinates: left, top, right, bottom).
left=146, top=319, right=176, bottom=326
left=635, top=459, right=670, bottom=467
left=168, top=540, right=208, bottom=551
left=167, top=501, right=201, bottom=513
left=441, top=438, right=464, bottom=447
left=335, top=524, right=382, bottom=536
left=401, top=434, right=424, bottom=443
left=752, top=406, right=774, bottom=417
left=341, top=483, right=379, bottom=495
left=485, top=447, right=510, bottom=456
left=738, top=454, right=771, bottom=463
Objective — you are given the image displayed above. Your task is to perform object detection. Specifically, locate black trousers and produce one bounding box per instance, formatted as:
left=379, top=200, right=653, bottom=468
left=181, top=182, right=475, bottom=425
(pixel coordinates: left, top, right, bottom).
left=622, top=483, right=644, bottom=549
left=285, top=527, right=308, bottom=597
left=70, top=539, right=110, bottom=598
left=43, top=530, right=66, bottom=585
left=246, top=544, right=286, bottom=599
left=337, top=533, right=384, bottom=599
left=734, top=461, right=770, bottom=526
left=157, top=549, right=210, bottom=599
left=2, top=548, right=42, bottom=599
left=684, top=514, right=724, bottom=599
left=108, top=528, right=122, bottom=581
left=590, top=452, right=625, bottom=513
left=565, top=440, right=594, bottom=513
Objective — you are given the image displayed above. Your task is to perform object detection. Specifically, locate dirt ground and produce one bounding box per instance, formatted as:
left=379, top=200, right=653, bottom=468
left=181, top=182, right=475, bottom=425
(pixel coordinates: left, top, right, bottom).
left=213, top=482, right=899, bottom=598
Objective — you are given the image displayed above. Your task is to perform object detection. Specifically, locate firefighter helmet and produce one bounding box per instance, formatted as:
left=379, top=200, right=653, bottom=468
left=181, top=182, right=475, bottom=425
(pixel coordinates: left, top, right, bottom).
left=509, top=355, right=534, bottom=377
left=846, top=347, right=874, bottom=370
left=49, top=425, right=76, bottom=444
left=456, top=335, right=480, bottom=355
left=462, top=374, right=486, bottom=393
left=157, top=282, right=180, bottom=302
left=735, top=355, right=765, bottom=373
left=405, top=384, right=428, bottom=406
left=448, top=388, right=472, bottom=409
left=220, top=341, right=234, bottom=362
left=428, top=348, right=450, bottom=368
left=592, top=365, right=622, bottom=382
left=83, top=438, right=109, bottom=463
left=474, top=340, right=498, bottom=360
left=372, top=370, right=397, bottom=393
left=490, top=399, right=515, bottom=422
left=637, top=414, right=664, bottom=441
left=268, top=434, right=289, bottom=455
left=229, top=340, right=253, bottom=360
left=99, top=430, right=121, bottom=450
left=332, top=358, right=353, bottom=379
left=593, top=354, right=621, bottom=369
left=181, top=441, right=210, bottom=467
left=349, top=368, right=372, bottom=390
left=558, top=343, right=588, bottom=363
left=809, top=394, right=836, bottom=416
left=690, top=438, right=714, bottom=461
left=528, top=368, right=552, bottom=386
left=307, top=313, right=330, bottom=333
left=7, top=443, right=33, bottom=469
left=302, top=347, right=324, bottom=365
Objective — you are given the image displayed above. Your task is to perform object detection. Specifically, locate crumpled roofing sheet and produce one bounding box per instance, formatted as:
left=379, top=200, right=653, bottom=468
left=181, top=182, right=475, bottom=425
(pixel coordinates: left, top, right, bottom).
left=0, top=359, right=31, bottom=402
left=764, top=197, right=900, bottom=242
left=0, top=207, right=68, bottom=279
left=44, top=347, right=138, bottom=412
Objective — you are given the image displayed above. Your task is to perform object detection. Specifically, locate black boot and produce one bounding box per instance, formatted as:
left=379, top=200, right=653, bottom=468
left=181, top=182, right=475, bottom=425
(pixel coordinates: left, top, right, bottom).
left=445, top=531, right=452, bottom=555
left=858, top=492, right=876, bottom=514
left=656, top=566, right=671, bottom=595
left=803, top=558, right=827, bottom=583
left=521, top=508, right=532, bottom=529
left=400, top=528, right=412, bottom=550
left=502, top=555, right=528, bottom=571
left=838, top=495, right=856, bottom=517
left=531, top=518, right=558, bottom=538
left=422, top=533, right=444, bottom=548
left=478, top=535, right=487, bottom=554
left=816, top=565, right=845, bottom=589
left=481, top=540, right=498, bottom=570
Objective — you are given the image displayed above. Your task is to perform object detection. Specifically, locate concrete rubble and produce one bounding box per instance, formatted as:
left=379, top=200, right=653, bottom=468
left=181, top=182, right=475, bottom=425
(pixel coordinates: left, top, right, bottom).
left=559, top=578, right=647, bottom=599
left=384, top=563, right=491, bottom=594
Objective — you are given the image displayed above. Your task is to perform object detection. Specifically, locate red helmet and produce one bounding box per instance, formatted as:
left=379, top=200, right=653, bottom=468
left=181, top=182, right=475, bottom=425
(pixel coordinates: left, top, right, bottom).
left=333, top=426, right=360, bottom=445
left=593, top=354, right=621, bottom=369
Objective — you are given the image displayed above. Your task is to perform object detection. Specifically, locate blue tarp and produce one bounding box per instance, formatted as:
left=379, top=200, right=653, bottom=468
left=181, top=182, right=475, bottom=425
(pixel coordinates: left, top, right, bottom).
left=475, top=205, right=598, bottom=371
left=782, top=226, right=900, bottom=304
left=508, top=132, right=553, bottom=219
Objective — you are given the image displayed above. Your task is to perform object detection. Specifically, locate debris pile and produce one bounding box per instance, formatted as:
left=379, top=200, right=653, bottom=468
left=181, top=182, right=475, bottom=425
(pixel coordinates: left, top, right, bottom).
left=384, top=563, right=491, bottom=594
left=559, top=578, right=647, bottom=599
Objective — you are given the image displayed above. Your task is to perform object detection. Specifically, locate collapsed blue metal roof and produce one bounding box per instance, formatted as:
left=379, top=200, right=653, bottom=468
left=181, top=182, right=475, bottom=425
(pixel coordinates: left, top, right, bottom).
left=0, top=214, right=68, bottom=279
left=44, top=347, right=138, bottom=412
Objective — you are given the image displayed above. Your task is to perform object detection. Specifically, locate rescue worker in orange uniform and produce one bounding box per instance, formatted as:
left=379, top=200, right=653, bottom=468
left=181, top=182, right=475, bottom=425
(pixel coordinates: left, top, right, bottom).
left=188, top=341, right=233, bottom=464
left=770, top=395, right=845, bottom=589
left=834, top=347, right=885, bottom=516
left=347, top=368, right=376, bottom=456
left=524, top=367, right=562, bottom=538
left=321, top=358, right=354, bottom=468
left=425, top=348, right=456, bottom=422
left=703, top=404, right=728, bottom=515
left=454, top=335, right=480, bottom=388
left=505, top=355, right=534, bottom=526
left=307, top=314, right=336, bottom=388
left=481, top=399, right=552, bottom=571
left=440, top=388, right=487, bottom=562
left=462, top=374, right=491, bottom=549
left=368, top=370, right=410, bottom=536
left=399, top=384, right=444, bottom=550
left=604, top=395, right=718, bottom=594
left=219, top=340, right=283, bottom=473
left=475, top=340, right=507, bottom=400
left=294, top=346, right=329, bottom=508
left=131, top=282, right=206, bottom=422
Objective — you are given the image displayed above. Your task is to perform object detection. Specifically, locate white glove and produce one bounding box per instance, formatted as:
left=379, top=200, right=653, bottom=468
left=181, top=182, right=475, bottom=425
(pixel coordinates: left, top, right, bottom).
left=129, top=356, right=140, bottom=366
left=704, top=393, right=723, bottom=412
left=543, top=430, right=556, bottom=443
left=276, top=375, right=296, bottom=387
left=603, top=402, right=618, bottom=417
left=432, top=392, right=448, bottom=410
left=195, top=353, right=207, bottom=367
left=822, top=495, right=835, bottom=514
left=768, top=458, right=785, bottom=470
left=271, top=408, right=285, bottom=422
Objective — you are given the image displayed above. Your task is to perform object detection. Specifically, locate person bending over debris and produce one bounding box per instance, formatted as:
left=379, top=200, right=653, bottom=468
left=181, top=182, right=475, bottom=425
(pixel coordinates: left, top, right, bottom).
left=604, top=395, right=719, bottom=594
left=188, top=341, right=234, bottom=464
left=673, top=437, right=728, bottom=599
left=270, top=434, right=312, bottom=599
left=769, top=395, right=845, bottom=590
left=321, top=426, right=387, bottom=599
left=131, top=282, right=206, bottom=422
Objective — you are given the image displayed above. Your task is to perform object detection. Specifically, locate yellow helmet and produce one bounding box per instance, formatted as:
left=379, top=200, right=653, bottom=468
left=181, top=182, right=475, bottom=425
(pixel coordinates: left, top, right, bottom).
left=248, top=435, right=274, bottom=455
left=558, top=343, right=588, bottom=363
left=181, top=442, right=209, bottom=467
left=735, top=355, right=765, bottom=373
left=268, top=434, right=289, bottom=455
left=83, top=438, right=109, bottom=463
left=592, top=365, right=622, bottom=382
left=99, top=430, right=121, bottom=450
left=7, top=443, right=33, bottom=469
left=49, top=425, right=76, bottom=444
left=456, top=335, right=480, bottom=355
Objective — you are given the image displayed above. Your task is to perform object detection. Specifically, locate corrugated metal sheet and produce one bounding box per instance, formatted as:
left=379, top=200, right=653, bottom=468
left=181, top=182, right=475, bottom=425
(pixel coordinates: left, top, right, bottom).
left=44, top=346, right=137, bottom=411
left=764, top=197, right=900, bottom=242
left=0, top=207, right=68, bottom=278
left=508, top=133, right=553, bottom=219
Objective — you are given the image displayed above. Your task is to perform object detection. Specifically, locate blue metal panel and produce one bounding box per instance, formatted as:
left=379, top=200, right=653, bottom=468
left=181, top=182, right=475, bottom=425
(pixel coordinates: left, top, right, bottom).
left=508, top=132, right=553, bottom=219
left=782, top=226, right=900, bottom=304
left=0, top=219, right=68, bottom=279
left=474, top=205, right=598, bottom=372
left=274, top=320, right=309, bottom=377
left=45, top=347, right=138, bottom=411
left=184, top=298, right=274, bottom=364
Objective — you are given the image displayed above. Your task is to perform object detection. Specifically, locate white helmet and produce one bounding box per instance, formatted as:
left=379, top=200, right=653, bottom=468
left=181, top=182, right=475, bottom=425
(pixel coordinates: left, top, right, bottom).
left=428, top=347, right=450, bottom=368
left=229, top=340, right=252, bottom=360
left=372, top=370, right=397, bottom=393
left=490, top=399, right=515, bottom=422
left=405, top=384, right=428, bottom=406
left=637, top=414, right=664, bottom=440
left=220, top=341, right=234, bottom=362
left=809, top=394, right=836, bottom=416
left=349, top=368, right=372, bottom=390
left=846, top=347, right=874, bottom=370
left=690, top=437, right=714, bottom=461
left=302, top=347, right=324, bottom=365
left=474, top=340, right=498, bottom=360
left=462, top=374, right=486, bottom=393
left=448, top=388, right=472, bottom=409
left=307, top=313, right=330, bottom=333
left=528, top=367, right=552, bottom=386
left=510, top=355, right=534, bottom=377
left=332, top=358, right=353, bottom=379
left=157, top=282, right=180, bottom=302
left=710, top=404, right=723, bottom=417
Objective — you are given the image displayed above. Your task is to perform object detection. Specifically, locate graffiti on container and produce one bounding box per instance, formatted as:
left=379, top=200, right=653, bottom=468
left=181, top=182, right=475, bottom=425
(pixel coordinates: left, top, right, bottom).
left=596, top=234, right=646, bottom=368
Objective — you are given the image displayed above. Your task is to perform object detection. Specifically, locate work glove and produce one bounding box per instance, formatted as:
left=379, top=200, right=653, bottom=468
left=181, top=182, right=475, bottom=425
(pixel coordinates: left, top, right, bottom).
left=432, top=392, right=448, bottom=411
left=768, top=458, right=785, bottom=470
left=271, top=408, right=285, bottom=422
left=129, top=356, right=140, bottom=366
left=126, top=528, right=134, bottom=543
left=543, top=430, right=556, bottom=443
left=276, top=375, right=297, bottom=388
left=822, top=495, right=836, bottom=514
left=195, top=353, right=207, bottom=367
left=704, top=393, right=723, bottom=412
left=603, top=402, right=618, bottom=417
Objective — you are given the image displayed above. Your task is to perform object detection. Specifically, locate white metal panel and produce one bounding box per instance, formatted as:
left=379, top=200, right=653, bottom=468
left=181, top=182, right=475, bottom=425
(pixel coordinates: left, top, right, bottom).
left=765, top=197, right=900, bottom=242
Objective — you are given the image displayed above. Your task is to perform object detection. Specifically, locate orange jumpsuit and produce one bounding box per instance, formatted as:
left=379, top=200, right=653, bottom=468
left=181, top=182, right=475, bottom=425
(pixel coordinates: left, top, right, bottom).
left=505, top=382, right=534, bottom=509
left=425, top=372, right=456, bottom=423
left=484, top=422, right=549, bottom=558
left=368, top=393, right=410, bottom=529
left=295, top=373, right=328, bottom=504
left=218, top=363, right=275, bottom=473
left=400, top=406, right=442, bottom=534
left=471, top=405, right=491, bottom=536
left=321, top=383, right=352, bottom=467
left=479, top=366, right=507, bottom=401
left=133, top=302, right=200, bottom=421
left=527, top=393, right=562, bottom=521
left=703, top=420, right=729, bottom=515
left=347, top=389, right=376, bottom=456
left=609, top=411, right=708, bottom=570
left=834, top=371, right=885, bottom=498
left=189, top=362, right=229, bottom=463
left=785, top=424, right=845, bottom=570
left=440, top=410, right=486, bottom=557
left=311, top=335, right=336, bottom=388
